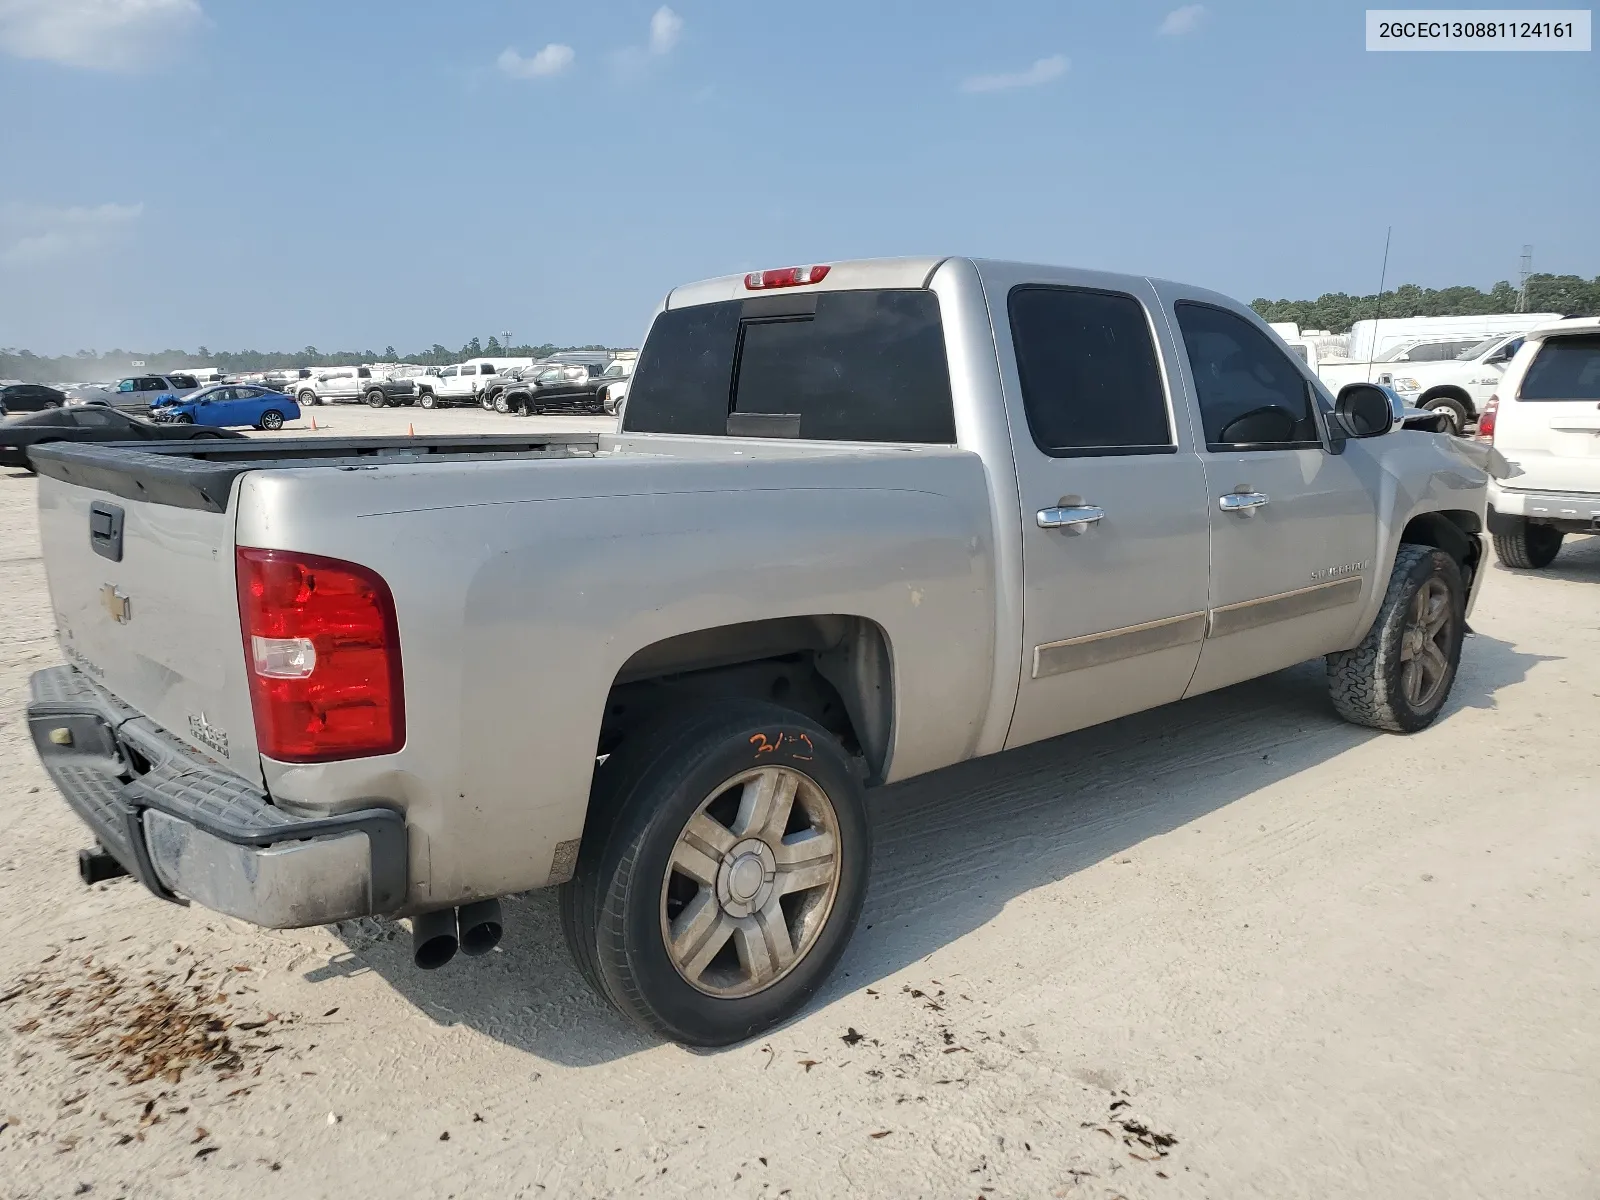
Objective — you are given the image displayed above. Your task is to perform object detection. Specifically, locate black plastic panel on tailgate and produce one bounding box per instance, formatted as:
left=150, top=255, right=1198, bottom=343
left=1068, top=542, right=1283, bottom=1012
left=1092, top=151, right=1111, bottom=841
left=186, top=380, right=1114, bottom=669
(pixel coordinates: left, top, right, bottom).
left=28, top=434, right=604, bottom=512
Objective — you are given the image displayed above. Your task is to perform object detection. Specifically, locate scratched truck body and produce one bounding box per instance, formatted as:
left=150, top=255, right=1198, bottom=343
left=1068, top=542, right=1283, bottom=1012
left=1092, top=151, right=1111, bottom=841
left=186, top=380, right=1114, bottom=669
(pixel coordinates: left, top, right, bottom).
left=28, top=257, right=1496, bottom=1045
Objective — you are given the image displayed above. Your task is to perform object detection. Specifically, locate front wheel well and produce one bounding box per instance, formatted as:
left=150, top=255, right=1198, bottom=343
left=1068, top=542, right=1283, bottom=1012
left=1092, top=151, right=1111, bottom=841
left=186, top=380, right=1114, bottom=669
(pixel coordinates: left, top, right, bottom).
left=1400, top=509, right=1482, bottom=590
left=597, top=616, right=894, bottom=784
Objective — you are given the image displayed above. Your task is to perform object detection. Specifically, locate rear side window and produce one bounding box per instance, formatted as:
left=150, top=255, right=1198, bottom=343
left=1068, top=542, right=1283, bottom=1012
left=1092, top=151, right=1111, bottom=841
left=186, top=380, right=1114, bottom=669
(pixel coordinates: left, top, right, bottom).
left=1008, top=286, right=1173, bottom=456
left=1519, top=336, right=1600, bottom=401
left=624, top=289, right=956, bottom=443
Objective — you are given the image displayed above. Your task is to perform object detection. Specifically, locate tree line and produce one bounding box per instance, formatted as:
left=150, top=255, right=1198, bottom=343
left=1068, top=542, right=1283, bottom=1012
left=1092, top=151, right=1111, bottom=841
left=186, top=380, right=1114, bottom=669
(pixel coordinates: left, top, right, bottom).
left=1251, top=272, right=1600, bottom=333
left=0, top=338, right=624, bottom=385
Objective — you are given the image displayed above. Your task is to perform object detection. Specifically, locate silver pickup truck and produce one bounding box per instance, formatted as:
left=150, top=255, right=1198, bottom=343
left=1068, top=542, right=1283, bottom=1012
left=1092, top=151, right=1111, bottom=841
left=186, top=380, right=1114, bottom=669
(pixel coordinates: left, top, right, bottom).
left=27, top=256, right=1496, bottom=1046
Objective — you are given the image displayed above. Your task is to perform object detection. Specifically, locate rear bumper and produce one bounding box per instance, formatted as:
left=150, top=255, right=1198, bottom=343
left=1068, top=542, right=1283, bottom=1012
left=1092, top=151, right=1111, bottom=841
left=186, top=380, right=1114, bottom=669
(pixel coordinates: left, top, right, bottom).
left=1488, top=482, right=1600, bottom=532
left=27, top=665, right=407, bottom=928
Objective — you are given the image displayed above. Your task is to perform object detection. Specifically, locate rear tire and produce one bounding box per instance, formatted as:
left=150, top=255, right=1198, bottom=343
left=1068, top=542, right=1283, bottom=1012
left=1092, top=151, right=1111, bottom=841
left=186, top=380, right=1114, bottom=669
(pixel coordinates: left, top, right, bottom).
left=560, top=701, right=870, bottom=1047
left=1493, top=521, right=1563, bottom=569
left=297, top=390, right=319, bottom=408
left=1326, top=544, right=1465, bottom=733
left=1421, top=395, right=1470, bottom=436
left=258, top=409, right=285, bottom=431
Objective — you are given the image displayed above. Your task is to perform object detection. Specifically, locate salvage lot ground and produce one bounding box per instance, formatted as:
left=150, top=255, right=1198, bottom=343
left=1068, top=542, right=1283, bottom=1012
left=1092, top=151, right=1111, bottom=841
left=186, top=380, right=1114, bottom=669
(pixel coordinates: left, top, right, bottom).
left=2, top=411, right=1597, bottom=1199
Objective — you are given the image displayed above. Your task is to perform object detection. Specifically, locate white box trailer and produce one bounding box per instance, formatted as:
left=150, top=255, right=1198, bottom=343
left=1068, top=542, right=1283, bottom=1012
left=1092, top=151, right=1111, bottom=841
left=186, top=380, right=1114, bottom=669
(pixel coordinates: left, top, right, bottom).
left=1347, top=313, right=1562, bottom=362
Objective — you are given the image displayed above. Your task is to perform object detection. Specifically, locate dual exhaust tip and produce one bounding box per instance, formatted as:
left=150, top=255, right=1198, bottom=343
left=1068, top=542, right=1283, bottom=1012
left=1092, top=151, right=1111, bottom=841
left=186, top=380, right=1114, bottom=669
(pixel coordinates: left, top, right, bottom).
left=412, top=898, right=504, bottom=970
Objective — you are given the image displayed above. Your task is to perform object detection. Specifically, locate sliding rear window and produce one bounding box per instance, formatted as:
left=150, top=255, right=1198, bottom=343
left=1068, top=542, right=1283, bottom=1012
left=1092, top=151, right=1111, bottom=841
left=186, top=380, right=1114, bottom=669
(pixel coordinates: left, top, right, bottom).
left=622, top=289, right=956, bottom=443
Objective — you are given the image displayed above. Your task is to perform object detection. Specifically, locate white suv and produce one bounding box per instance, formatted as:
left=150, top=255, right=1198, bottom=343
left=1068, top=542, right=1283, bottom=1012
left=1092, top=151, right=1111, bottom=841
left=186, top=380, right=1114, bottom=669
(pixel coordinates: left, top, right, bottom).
left=1482, top=317, right=1600, bottom=568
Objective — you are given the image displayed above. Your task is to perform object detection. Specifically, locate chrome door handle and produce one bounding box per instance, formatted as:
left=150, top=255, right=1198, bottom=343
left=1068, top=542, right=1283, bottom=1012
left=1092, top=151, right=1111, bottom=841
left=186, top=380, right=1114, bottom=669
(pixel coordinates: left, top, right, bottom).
left=1037, top=505, right=1105, bottom=530
left=1218, top=492, right=1269, bottom=514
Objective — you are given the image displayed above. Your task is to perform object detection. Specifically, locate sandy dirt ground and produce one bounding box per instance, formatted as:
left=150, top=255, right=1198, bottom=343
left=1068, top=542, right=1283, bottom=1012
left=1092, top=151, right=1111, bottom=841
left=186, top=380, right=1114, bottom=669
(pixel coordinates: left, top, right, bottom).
left=1, top=415, right=1597, bottom=1198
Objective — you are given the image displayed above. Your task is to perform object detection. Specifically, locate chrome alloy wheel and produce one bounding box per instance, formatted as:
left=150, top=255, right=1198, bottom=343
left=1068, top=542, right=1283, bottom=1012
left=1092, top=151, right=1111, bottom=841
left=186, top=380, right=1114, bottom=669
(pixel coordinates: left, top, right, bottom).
left=660, top=766, right=841, bottom=999
left=1399, top=576, right=1453, bottom=709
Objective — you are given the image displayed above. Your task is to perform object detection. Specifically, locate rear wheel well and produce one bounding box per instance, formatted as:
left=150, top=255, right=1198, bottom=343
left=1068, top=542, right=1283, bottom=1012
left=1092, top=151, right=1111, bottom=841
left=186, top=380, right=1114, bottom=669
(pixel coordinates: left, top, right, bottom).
left=598, top=616, right=894, bottom=784
left=1400, top=509, right=1482, bottom=590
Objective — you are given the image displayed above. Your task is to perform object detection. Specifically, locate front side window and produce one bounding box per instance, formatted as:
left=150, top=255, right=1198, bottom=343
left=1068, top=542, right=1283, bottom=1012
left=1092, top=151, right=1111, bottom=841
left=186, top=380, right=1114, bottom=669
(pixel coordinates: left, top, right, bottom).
left=440, top=366, right=458, bottom=378
left=1519, top=335, right=1600, bottom=401
left=1175, top=302, right=1319, bottom=450
left=1008, top=285, right=1173, bottom=457
left=117, top=379, right=136, bottom=393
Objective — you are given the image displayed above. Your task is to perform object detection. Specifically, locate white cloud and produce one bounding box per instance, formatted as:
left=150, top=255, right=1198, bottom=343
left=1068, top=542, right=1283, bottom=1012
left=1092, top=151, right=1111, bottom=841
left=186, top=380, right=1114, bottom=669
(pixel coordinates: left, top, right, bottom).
left=0, top=0, right=203, bottom=71
left=960, top=54, right=1068, bottom=94
left=497, top=42, right=574, bottom=79
left=648, top=6, right=682, bottom=55
left=0, top=202, right=143, bottom=266
left=1158, top=5, right=1207, bottom=36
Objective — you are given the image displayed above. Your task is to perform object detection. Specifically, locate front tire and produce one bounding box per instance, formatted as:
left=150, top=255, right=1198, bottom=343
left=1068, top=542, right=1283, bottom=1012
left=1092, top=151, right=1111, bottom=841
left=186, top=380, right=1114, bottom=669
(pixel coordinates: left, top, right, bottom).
left=258, top=409, right=285, bottom=431
left=560, top=702, right=870, bottom=1047
left=1421, top=395, right=1470, bottom=436
left=494, top=393, right=510, bottom=414
left=365, top=390, right=389, bottom=409
left=418, top=391, right=436, bottom=409
left=1493, top=520, right=1563, bottom=569
left=173, top=413, right=194, bottom=424
left=1326, top=544, right=1465, bottom=733
left=479, top=391, right=496, bottom=412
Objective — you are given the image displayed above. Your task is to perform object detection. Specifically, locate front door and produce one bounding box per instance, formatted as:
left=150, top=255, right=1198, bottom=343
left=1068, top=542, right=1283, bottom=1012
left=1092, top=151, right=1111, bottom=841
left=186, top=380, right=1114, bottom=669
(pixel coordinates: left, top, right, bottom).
left=993, top=275, right=1213, bottom=751
left=1164, top=298, right=1379, bottom=697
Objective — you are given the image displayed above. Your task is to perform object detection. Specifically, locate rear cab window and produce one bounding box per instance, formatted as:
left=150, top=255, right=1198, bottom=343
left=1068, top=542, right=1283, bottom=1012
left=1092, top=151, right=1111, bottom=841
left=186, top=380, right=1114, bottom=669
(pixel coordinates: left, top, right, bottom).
left=623, top=289, right=956, bottom=443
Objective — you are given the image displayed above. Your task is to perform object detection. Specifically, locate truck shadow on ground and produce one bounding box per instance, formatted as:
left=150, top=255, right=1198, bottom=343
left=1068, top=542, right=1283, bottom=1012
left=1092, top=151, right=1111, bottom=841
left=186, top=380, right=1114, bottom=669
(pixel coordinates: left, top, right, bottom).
left=319, top=631, right=1550, bottom=1067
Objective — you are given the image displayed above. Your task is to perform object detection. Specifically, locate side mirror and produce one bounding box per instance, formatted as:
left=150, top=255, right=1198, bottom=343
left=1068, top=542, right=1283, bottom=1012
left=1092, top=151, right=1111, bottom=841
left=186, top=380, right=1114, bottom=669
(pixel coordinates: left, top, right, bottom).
left=1335, top=383, right=1402, bottom=438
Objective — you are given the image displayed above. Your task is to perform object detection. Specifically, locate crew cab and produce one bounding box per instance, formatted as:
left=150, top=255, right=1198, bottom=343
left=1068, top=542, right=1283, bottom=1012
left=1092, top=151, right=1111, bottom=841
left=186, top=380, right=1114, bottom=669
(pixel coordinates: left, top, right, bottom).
left=25, top=256, right=1498, bottom=1048
left=414, top=362, right=498, bottom=409
left=1317, top=333, right=1528, bottom=434
left=495, top=362, right=614, bottom=414
left=293, top=366, right=418, bottom=408
left=1481, top=317, right=1600, bottom=568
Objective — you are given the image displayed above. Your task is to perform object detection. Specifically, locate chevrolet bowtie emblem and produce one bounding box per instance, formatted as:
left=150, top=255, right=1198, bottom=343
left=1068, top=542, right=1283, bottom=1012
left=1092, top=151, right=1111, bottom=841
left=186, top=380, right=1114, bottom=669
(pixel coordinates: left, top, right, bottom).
left=100, top=583, right=131, bottom=624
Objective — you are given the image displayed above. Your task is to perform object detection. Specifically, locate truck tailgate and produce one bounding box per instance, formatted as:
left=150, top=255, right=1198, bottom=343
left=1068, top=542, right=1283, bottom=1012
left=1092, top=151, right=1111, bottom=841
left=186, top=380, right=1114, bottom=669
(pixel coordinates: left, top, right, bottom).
left=36, top=475, right=263, bottom=782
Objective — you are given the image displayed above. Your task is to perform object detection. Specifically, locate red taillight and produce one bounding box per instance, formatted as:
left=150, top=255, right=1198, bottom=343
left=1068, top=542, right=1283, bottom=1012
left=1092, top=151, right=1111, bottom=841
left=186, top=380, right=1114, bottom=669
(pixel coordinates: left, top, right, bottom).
left=743, top=264, right=831, bottom=290
left=1476, top=394, right=1498, bottom=443
left=235, top=547, right=404, bottom=762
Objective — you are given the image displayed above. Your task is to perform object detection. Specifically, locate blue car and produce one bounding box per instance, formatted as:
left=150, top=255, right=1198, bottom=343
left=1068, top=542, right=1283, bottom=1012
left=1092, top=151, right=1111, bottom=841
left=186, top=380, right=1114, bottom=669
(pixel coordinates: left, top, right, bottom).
left=153, top=384, right=300, bottom=431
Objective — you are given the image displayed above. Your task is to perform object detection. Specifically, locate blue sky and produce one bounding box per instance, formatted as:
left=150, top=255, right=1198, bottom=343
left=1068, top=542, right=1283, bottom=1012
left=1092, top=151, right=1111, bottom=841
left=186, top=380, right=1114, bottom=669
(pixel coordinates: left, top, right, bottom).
left=1, top=0, right=1595, bottom=355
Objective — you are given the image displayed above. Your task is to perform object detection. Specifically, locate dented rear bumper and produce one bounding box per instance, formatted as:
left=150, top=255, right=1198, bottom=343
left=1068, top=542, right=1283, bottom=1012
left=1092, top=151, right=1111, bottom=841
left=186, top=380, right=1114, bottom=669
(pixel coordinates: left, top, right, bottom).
left=27, top=665, right=407, bottom=928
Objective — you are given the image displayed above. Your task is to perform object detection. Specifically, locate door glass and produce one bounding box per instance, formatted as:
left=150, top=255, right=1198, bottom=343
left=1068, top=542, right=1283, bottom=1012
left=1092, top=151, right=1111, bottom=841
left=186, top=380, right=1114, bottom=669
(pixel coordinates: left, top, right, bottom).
left=1175, top=303, right=1319, bottom=450
left=117, top=380, right=135, bottom=393
left=1008, top=286, right=1174, bottom=456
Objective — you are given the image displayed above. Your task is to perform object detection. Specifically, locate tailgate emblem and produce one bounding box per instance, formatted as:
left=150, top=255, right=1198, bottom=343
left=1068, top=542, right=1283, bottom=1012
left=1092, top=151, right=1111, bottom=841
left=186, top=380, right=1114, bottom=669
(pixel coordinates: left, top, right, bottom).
left=100, top=584, right=131, bottom=624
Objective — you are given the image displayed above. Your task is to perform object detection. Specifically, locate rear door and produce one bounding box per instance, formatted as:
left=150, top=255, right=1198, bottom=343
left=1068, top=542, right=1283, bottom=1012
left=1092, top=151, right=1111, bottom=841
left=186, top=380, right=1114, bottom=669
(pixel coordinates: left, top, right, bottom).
left=1165, top=297, right=1378, bottom=696
left=1497, top=333, right=1600, bottom=494
left=986, top=272, right=1213, bottom=750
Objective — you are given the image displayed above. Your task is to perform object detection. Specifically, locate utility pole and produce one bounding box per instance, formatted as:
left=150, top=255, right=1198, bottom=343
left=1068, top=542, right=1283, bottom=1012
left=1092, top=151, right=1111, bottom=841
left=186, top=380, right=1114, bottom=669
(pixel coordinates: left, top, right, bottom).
left=502, top=330, right=513, bottom=356
left=1517, top=245, right=1533, bottom=313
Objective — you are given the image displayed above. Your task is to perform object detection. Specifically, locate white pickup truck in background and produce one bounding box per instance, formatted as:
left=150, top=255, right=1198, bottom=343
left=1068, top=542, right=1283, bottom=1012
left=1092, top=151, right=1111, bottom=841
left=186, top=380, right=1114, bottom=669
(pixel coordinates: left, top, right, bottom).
left=1312, top=333, right=1530, bottom=434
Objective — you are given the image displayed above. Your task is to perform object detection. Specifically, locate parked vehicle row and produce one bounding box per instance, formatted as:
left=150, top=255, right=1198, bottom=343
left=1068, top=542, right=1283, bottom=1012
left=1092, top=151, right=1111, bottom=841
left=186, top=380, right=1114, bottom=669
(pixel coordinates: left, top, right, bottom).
left=24, top=254, right=1500, bottom=1049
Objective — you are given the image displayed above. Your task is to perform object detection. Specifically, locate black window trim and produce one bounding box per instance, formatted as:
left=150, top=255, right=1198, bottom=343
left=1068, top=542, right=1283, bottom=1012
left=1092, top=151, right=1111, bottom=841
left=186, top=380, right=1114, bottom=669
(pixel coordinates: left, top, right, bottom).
left=1174, top=298, right=1328, bottom=455
left=1006, top=283, right=1179, bottom=459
